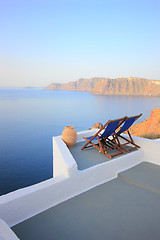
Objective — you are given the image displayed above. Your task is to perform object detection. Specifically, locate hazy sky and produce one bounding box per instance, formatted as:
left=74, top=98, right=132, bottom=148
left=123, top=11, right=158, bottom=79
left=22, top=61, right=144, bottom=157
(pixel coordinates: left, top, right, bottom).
left=0, top=0, right=160, bottom=87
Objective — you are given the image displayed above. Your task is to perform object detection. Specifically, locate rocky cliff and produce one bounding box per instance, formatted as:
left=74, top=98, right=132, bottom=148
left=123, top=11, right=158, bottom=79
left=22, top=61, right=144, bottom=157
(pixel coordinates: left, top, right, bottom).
left=45, top=77, right=160, bottom=96
left=129, top=107, right=160, bottom=138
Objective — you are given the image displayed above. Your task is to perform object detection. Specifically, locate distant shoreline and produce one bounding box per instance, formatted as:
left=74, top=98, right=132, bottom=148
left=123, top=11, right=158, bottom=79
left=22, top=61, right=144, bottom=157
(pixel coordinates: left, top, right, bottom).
left=45, top=77, right=160, bottom=97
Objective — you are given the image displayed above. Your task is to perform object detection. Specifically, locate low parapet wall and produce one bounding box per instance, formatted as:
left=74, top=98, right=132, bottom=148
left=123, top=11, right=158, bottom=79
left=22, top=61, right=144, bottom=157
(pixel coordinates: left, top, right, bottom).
left=53, top=129, right=98, bottom=177
left=0, top=219, right=20, bottom=240
left=0, top=130, right=159, bottom=230
left=129, top=136, right=160, bottom=166
left=53, top=136, right=78, bottom=177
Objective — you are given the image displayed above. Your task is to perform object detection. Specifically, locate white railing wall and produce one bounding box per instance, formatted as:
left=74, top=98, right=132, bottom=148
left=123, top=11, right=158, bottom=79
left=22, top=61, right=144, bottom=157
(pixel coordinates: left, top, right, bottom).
left=0, top=130, right=159, bottom=233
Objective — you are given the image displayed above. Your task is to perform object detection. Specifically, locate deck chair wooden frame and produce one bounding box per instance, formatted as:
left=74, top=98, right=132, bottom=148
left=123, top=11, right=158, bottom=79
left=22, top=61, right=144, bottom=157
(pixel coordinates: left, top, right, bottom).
left=115, top=114, right=142, bottom=153
left=81, top=117, right=126, bottom=159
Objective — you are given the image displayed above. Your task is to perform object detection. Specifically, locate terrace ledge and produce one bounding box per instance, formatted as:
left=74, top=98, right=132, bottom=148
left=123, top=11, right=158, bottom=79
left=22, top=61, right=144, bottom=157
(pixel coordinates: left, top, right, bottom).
left=0, top=129, right=160, bottom=240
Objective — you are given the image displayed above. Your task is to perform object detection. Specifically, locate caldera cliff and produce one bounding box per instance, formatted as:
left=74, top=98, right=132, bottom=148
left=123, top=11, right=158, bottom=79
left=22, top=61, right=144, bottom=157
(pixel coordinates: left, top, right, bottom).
left=45, top=77, right=160, bottom=96
left=130, top=107, right=160, bottom=138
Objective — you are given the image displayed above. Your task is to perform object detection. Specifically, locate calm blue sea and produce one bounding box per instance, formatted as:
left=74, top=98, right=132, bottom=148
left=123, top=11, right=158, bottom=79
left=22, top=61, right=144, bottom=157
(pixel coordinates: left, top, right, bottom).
left=0, top=88, right=159, bottom=195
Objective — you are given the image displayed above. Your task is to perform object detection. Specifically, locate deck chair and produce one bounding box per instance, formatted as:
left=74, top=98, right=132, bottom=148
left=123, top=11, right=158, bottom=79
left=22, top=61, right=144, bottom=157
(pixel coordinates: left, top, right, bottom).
left=81, top=117, right=126, bottom=159
left=115, top=113, right=142, bottom=152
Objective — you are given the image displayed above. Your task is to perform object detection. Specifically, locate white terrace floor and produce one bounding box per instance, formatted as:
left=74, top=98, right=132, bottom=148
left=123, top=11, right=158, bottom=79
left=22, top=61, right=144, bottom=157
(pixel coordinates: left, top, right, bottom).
left=12, top=162, right=160, bottom=240
left=69, top=140, right=135, bottom=170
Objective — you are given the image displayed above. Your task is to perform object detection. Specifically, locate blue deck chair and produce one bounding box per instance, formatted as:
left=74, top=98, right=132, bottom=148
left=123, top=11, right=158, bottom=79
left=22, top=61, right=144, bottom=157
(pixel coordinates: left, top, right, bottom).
left=115, top=114, right=142, bottom=152
left=81, top=117, right=126, bottom=159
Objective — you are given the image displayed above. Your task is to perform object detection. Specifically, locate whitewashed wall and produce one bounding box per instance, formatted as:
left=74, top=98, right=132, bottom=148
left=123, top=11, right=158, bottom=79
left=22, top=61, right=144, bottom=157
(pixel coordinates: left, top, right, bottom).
left=0, top=130, right=159, bottom=233
left=0, top=219, right=20, bottom=240
left=53, top=129, right=98, bottom=177
left=130, top=136, right=160, bottom=166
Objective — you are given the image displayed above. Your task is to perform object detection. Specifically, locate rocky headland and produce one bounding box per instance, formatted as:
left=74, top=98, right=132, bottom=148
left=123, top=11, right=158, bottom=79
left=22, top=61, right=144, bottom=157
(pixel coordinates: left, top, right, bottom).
left=91, top=122, right=103, bottom=129
left=45, top=77, right=160, bottom=96
left=129, top=107, right=160, bottom=138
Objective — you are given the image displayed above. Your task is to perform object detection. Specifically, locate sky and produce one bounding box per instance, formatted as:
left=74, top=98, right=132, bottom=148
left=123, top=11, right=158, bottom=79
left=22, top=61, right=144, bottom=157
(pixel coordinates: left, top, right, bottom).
left=0, top=0, right=160, bottom=87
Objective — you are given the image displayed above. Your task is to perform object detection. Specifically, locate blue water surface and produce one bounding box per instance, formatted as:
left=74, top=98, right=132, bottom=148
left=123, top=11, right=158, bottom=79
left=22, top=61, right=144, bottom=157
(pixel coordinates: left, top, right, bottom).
left=0, top=88, right=159, bottom=195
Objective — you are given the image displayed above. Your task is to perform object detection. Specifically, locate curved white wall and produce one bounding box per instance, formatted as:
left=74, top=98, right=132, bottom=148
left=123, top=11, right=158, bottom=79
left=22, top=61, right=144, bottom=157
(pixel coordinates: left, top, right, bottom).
left=0, top=130, right=159, bottom=230
left=0, top=219, right=19, bottom=240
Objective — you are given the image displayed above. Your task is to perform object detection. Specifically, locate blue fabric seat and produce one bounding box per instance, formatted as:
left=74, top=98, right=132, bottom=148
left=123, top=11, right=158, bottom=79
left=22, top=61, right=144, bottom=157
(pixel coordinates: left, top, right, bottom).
left=81, top=117, right=126, bottom=159
left=116, top=117, right=138, bottom=135
left=115, top=114, right=142, bottom=152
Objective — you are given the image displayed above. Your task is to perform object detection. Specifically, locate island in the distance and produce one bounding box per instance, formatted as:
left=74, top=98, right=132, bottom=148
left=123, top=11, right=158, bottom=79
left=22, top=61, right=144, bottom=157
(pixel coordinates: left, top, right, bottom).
left=45, top=77, right=160, bottom=96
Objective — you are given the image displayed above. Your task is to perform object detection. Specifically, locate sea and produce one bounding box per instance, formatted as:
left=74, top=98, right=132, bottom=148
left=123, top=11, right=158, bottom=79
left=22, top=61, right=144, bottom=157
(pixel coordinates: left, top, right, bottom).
left=0, top=88, right=159, bottom=195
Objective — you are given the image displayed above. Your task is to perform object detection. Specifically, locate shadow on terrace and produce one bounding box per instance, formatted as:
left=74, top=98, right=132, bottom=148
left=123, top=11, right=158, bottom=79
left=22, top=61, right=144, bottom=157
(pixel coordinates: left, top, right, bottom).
left=69, top=140, right=137, bottom=170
